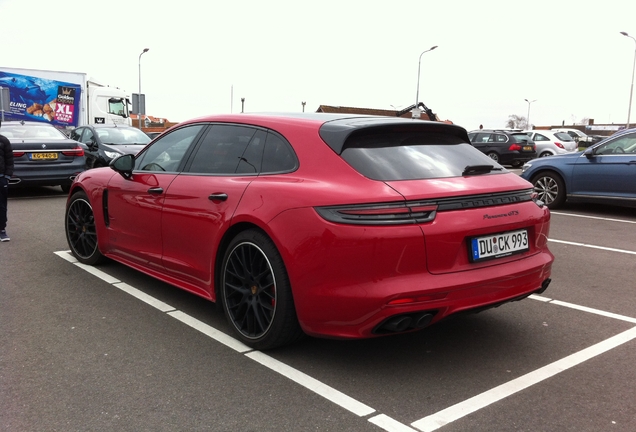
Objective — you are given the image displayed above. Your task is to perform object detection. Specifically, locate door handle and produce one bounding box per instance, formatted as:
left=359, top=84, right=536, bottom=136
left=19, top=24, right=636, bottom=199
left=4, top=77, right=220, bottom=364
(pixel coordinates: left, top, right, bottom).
left=208, top=193, right=228, bottom=201
left=148, top=187, right=164, bottom=194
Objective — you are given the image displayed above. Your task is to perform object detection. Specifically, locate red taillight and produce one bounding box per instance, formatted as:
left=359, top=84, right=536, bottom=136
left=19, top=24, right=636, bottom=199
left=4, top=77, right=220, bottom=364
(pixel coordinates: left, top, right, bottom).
left=555, top=142, right=564, bottom=149
left=13, top=151, right=25, bottom=157
left=316, top=202, right=438, bottom=225
left=62, top=146, right=84, bottom=157
left=509, top=144, right=522, bottom=151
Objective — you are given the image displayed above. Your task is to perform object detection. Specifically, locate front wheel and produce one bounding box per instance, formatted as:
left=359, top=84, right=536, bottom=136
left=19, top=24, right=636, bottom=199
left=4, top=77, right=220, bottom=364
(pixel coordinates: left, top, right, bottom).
left=531, top=172, right=565, bottom=209
left=220, top=229, right=303, bottom=350
left=486, top=152, right=499, bottom=162
left=65, top=191, right=105, bottom=265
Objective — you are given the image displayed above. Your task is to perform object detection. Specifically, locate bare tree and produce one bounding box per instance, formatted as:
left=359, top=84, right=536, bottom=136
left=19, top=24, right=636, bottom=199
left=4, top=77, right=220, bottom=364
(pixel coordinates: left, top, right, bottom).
left=506, top=114, right=527, bottom=129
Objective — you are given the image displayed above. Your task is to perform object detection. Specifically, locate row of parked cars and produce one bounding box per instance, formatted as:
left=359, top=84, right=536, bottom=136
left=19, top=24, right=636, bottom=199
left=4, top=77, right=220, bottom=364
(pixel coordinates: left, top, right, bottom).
left=2, top=121, right=152, bottom=192
left=467, top=128, right=580, bottom=167
left=467, top=126, right=636, bottom=209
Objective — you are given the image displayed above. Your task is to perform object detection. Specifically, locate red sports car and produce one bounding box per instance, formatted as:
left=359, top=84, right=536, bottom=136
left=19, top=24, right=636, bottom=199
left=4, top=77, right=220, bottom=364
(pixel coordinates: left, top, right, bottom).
left=65, top=113, right=553, bottom=349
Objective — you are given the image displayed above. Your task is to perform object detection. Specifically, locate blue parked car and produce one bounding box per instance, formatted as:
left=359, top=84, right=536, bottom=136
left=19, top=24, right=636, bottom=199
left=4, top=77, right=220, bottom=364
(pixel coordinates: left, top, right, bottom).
left=520, top=128, right=636, bottom=209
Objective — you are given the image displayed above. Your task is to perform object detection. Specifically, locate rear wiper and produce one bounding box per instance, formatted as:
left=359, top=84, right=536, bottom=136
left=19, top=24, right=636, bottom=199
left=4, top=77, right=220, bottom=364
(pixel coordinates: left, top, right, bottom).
left=462, top=165, right=502, bottom=176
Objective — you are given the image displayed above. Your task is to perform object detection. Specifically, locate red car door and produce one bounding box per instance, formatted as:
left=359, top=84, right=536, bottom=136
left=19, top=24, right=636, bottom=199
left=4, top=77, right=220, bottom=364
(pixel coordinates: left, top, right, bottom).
left=106, top=171, right=177, bottom=270
left=160, top=125, right=263, bottom=294
left=103, top=124, right=206, bottom=270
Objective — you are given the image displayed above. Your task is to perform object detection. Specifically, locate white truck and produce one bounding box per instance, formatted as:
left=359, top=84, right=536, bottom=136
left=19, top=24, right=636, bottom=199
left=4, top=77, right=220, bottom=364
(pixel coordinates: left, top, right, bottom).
left=0, top=66, right=131, bottom=129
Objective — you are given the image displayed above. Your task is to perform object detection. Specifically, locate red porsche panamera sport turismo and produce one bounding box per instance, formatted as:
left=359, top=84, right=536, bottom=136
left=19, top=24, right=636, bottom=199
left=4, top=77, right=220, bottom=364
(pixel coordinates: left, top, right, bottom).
left=65, top=113, right=554, bottom=349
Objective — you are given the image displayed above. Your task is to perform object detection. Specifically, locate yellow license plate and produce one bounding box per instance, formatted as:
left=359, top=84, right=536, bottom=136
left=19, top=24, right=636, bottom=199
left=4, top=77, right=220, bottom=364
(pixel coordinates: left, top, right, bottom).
left=523, top=145, right=533, bottom=151
left=31, top=152, right=58, bottom=160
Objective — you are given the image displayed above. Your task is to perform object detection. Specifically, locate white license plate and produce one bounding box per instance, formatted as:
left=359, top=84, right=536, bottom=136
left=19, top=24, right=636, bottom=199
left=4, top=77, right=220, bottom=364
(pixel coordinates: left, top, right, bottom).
left=470, top=229, right=529, bottom=262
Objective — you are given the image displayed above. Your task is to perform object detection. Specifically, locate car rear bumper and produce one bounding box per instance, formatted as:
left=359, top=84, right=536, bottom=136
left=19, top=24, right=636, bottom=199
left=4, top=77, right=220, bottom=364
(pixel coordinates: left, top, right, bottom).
left=296, top=252, right=553, bottom=339
left=267, top=205, right=554, bottom=339
left=10, top=161, right=85, bottom=187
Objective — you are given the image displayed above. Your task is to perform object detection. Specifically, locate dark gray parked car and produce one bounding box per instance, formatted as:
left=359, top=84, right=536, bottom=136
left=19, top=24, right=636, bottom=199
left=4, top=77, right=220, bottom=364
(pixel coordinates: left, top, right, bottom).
left=2, top=120, right=86, bottom=192
left=70, top=124, right=151, bottom=169
left=468, top=129, right=537, bottom=167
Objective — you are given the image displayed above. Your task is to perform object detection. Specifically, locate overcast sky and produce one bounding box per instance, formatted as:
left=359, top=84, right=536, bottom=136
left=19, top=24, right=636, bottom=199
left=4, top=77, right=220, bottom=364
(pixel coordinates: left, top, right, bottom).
left=3, top=0, right=636, bottom=131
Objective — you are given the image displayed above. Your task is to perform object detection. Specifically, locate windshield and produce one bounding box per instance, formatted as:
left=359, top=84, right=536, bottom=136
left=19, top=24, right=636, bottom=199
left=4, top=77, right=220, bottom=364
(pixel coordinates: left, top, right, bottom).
left=1, top=124, right=67, bottom=140
left=97, top=128, right=152, bottom=145
left=108, top=98, right=128, bottom=118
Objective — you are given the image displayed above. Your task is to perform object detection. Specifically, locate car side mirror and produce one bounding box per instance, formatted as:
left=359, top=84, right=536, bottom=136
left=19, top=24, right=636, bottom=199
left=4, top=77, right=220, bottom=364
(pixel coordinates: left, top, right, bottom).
left=110, top=153, right=134, bottom=179
left=583, top=147, right=595, bottom=158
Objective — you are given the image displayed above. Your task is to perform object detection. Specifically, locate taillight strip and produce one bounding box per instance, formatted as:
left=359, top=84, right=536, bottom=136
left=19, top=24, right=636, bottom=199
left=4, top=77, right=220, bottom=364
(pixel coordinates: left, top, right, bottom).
left=314, top=189, right=534, bottom=225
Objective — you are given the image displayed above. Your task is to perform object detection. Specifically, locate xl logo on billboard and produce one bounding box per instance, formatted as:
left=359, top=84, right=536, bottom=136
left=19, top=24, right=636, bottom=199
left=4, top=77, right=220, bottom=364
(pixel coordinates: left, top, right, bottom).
left=56, top=103, right=75, bottom=122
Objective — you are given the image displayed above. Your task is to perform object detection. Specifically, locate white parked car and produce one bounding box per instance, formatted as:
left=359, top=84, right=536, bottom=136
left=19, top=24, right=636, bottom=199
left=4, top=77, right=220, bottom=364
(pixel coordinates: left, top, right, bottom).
left=523, top=130, right=578, bottom=157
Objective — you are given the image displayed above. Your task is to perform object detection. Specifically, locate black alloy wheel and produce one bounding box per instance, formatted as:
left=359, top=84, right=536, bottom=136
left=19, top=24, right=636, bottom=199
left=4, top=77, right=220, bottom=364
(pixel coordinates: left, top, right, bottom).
left=532, top=172, right=565, bottom=209
left=221, top=229, right=302, bottom=350
left=486, top=151, right=499, bottom=162
left=65, top=191, right=104, bottom=265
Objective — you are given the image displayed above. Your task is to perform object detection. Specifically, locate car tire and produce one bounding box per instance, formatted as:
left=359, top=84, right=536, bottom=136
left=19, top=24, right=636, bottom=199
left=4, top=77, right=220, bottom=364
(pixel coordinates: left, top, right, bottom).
left=65, top=191, right=105, bottom=265
left=486, top=152, right=499, bottom=162
left=531, top=172, right=565, bottom=209
left=539, top=152, right=552, bottom=158
left=220, top=229, right=303, bottom=350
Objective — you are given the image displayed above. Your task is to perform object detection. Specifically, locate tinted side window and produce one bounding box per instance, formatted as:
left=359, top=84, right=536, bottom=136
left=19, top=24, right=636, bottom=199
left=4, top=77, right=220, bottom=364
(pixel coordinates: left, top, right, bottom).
left=261, top=132, right=297, bottom=173
left=187, top=125, right=256, bottom=174
left=70, top=128, right=83, bottom=141
left=236, top=130, right=266, bottom=174
left=473, top=133, right=491, bottom=143
left=135, top=125, right=205, bottom=172
left=494, top=134, right=507, bottom=143
left=79, top=129, right=95, bottom=144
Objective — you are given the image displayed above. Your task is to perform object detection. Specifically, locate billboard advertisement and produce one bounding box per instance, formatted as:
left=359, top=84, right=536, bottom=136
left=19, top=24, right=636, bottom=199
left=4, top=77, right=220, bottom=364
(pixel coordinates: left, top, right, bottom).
left=0, top=71, right=82, bottom=127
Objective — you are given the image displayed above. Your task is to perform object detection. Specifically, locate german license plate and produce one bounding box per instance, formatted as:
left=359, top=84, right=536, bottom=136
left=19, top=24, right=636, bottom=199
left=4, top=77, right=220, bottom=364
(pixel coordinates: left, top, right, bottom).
left=523, top=145, right=533, bottom=151
left=470, top=229, right=529, bottom=262
left=30, top=152, right=58, bottom=160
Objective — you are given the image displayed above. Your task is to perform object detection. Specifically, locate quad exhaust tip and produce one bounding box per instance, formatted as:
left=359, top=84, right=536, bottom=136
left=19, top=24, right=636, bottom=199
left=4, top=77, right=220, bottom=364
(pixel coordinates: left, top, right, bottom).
left=374, top=312, right=435, bottom=334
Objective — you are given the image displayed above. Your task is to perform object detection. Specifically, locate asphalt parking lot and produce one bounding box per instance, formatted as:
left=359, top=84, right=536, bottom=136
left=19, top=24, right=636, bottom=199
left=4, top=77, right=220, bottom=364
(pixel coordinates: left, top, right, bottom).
left=2, top=186, right=635, bottom=432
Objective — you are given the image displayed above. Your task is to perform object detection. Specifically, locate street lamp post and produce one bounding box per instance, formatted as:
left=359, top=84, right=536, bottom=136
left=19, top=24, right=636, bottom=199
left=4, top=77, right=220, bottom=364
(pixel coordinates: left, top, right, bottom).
left=620, top=31, right=636, bottom=129
left=414, top=45, right=438, bottom=118
left=302, top=101, right=306, bottom=112
left=138, top=48, right=149, bottom=129
left=525, top=99, right=536, bottom=129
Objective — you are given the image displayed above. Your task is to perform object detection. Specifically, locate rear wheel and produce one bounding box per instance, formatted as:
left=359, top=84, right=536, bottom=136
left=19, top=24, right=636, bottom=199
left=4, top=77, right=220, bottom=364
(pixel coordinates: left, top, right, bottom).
left=531, top=172, right=565, bottom=209
left=220, top=229, right=303, bottom=350
left=486, top=152, right=499, bottom=162
left=539, top=152, right=552, bottom=158
left=65, top=191, right=105, bottom=265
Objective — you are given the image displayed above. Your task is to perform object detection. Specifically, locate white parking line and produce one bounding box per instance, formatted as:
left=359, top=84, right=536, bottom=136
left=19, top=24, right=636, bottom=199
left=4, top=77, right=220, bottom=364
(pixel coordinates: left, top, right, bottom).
left=551, top=211, right=636, bottom=224
left=55, top=250, right=636, bottom=432
left=411, top=326, right=636, bottom=432
left=549, top=238, right=636, bottom=256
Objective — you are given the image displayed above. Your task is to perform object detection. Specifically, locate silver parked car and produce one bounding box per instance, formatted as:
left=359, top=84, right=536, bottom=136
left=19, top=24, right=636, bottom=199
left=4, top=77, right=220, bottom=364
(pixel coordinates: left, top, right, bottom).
left=523, top=130, right=578, bottom=157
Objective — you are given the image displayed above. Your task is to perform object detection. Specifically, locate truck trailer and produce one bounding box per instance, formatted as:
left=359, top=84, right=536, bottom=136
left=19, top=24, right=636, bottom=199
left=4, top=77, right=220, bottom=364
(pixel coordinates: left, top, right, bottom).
left=0, top=66, right=131, bottom=129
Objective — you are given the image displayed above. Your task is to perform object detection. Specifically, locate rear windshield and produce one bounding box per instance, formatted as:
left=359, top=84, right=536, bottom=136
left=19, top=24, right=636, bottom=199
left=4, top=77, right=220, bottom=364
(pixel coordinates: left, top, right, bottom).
left=553, top=132, right=574, bottom=141
left=510, top=133, right=533, bottom=143
left=1, top=124, right=67, bottom=140
left=341, top=131, right=504, bottom=181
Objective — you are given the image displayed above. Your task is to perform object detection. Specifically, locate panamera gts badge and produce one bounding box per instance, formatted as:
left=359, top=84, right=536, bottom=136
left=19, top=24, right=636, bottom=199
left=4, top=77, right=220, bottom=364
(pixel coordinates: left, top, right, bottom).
left=483, top=210, right=519, bottom=219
